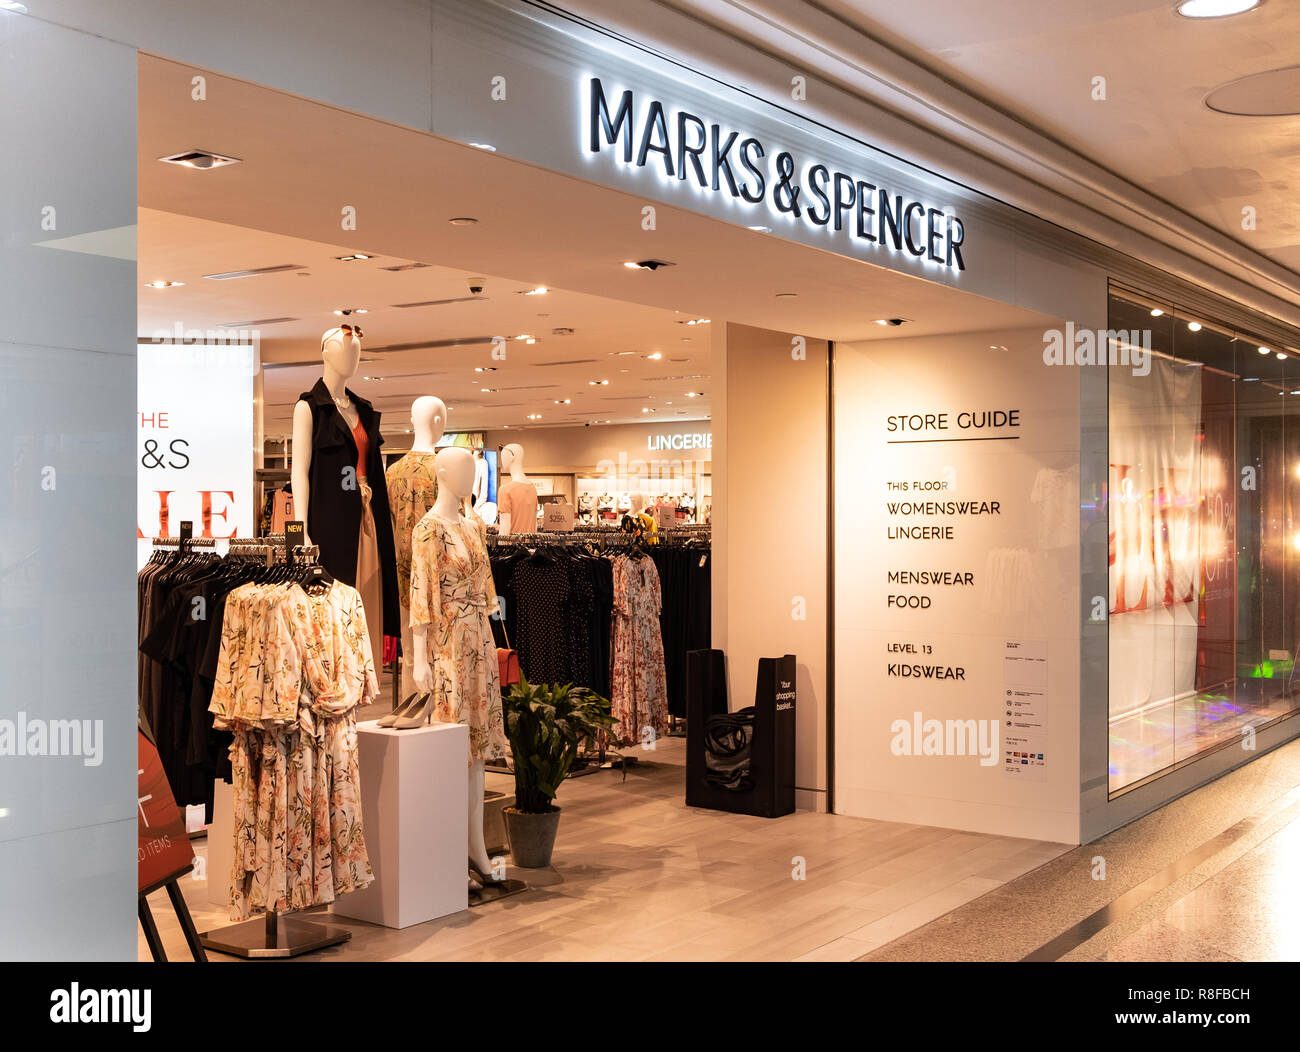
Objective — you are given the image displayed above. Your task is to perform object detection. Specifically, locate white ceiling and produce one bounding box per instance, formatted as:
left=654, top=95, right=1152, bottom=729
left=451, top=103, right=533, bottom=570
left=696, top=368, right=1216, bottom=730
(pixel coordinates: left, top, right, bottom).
left=798, top=0, right=1300, bottom=272
left=138, top=53, right=1043, bottom=438
left=138, top=209, right=714, bottom=436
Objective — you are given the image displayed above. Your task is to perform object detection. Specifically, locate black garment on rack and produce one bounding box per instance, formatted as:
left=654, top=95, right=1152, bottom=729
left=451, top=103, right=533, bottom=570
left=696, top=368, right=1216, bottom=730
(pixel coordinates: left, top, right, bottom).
left=510, top=553, right=572, bottom=685
left=139, top=551, right=226, bottom=820
left=488, top=543, right=616, bottom=694
left=590, top=556, right=614, bottom=698
left=650, top=544, right=712, bottom=717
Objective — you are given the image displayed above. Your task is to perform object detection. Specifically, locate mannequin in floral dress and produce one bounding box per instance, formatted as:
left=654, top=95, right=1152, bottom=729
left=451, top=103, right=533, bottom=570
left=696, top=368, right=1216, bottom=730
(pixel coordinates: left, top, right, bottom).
left=409, top=446, right=505, bottom=879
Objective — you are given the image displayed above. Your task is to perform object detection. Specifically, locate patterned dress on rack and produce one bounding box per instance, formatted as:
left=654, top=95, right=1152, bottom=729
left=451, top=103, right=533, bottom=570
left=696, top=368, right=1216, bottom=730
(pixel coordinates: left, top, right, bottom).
left=213, top=580, right=376, bottom=920
left=409, top=511, right=507, bottom=763
left=609, top=554, right=669, bottom=744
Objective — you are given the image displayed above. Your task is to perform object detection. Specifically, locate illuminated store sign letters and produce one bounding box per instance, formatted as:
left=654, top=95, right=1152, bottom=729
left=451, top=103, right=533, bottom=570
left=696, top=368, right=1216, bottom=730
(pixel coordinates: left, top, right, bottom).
left=587, top=77, right=966, bottom=272
left=648, top=431, right=712, bottom=451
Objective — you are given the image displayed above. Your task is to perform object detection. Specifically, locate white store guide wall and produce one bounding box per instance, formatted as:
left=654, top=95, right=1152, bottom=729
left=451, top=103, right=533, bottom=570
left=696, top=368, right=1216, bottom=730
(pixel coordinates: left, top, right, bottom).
left=834, top=328, right=1082, bottom=842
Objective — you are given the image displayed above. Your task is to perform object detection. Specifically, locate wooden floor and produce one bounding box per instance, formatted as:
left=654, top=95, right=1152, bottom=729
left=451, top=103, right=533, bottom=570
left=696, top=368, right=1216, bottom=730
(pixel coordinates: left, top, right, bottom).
left=140, top=737, right=1068, bottom=962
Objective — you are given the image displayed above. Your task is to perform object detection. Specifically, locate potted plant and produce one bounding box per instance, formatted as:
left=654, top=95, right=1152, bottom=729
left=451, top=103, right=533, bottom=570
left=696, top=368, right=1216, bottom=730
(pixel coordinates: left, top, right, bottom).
left=501, top=677, right=617, bottom=868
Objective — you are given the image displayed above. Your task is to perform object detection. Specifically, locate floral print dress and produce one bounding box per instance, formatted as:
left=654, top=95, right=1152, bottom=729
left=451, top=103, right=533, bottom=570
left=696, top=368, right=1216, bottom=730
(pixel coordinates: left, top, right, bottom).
left=210, top=580, right=376, bottom=920
left=610, top=554, right=669, bottom=744
left=409, top=511, right=506, bottom=763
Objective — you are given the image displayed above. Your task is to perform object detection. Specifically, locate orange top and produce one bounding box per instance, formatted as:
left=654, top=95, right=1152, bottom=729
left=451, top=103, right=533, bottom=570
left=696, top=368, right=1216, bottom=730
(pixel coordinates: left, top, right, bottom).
left=351, top=417, right=369, bottom=478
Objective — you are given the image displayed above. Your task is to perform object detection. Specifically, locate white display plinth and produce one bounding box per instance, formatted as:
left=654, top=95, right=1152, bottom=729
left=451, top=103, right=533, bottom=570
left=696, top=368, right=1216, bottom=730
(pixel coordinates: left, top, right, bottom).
left=331, top=720, right=469, bottom=929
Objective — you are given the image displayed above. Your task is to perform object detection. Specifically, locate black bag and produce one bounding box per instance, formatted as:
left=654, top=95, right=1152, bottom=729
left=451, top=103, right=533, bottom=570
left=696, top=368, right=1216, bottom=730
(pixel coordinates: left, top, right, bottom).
left=703, top=707, right=756, bottom=791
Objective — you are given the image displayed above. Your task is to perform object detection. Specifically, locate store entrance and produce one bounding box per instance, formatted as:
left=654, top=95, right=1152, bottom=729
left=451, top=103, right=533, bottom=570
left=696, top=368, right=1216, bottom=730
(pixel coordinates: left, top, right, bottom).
left=137, top=53, right=1081, bottom=960
left=136, top=55, right=727, bottom=905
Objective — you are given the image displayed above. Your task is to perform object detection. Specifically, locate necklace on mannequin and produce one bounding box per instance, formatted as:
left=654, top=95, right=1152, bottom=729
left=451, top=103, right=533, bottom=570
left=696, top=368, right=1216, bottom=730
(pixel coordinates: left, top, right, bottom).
left=333, top=394, right=353, bottom=411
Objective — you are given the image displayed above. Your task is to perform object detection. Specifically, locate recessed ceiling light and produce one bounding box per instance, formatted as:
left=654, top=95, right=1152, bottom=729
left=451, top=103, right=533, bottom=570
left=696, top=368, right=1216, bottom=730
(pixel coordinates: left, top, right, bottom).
left=647, top=352, right=663, bottom=361
left=333, top=308, right=368, bottom=316
left=1278, top=352, right=1289, bottom=360
left=554, top=399, right=572, bottom=405
left=1259, top=346, right=1272, bottom=355
left=158, top=148, right=242, bottom=170
left=448, top=217, right=478, bottom=226
left=480, top=387, right=497, bottom=393
left=641, top=407, right=654, bottom=413
left=0, top=2, right=29, bottom=11
left=747, top=225, right=772, bottom=233
left=1175, top=0, right=1260, bottom=19
left=362, top=376, right=384, bottom=381
left=623, top=259, right=674, bottom=271
left=1150, top=308, right=1165, bottom=317
left=527, top=413, right=542, bottom=420
left=144, top=280, right=183, bottom=288
left=335, top=253, right=374, bottom=262
left=677, top=318, right=711, bottom=326
left=514, top=334, right=532, bottom=341
left=521, top=286, right=548, bottom=296
left=475, top=366, right=498, bottom=373
left=1187, top=321, right=1202, bottom=331
left=685, top=391, right=702, bottom=398
left=468, top=142, right=497, bottom=151
left=588, top=379, right=610, bottom=386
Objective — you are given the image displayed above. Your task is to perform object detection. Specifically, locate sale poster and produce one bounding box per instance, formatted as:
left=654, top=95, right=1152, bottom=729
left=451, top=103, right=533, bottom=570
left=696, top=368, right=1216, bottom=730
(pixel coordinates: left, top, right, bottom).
left=137, top=342, right=255, bottom=566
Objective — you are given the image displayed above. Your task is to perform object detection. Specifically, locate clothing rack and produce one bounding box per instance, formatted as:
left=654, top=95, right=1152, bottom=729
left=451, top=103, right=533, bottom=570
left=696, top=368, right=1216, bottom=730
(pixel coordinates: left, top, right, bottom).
left=142, top=533, right=354, bottom=958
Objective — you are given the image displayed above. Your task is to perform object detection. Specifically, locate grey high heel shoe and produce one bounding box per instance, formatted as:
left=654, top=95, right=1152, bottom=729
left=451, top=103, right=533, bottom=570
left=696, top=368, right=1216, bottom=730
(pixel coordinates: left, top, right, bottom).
left=393, top=692, right=435, bottom=729
left=377, top=692, right=422, bottom=728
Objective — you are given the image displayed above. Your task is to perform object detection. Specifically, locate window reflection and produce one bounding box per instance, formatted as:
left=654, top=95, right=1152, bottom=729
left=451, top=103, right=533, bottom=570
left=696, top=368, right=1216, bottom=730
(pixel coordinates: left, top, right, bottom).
left=1108, top=287, right=1300, bottom=792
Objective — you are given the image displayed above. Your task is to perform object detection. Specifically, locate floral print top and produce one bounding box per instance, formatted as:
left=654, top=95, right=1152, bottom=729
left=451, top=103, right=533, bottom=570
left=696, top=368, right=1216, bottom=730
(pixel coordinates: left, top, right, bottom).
left=385, top=451, right=439, bottom=610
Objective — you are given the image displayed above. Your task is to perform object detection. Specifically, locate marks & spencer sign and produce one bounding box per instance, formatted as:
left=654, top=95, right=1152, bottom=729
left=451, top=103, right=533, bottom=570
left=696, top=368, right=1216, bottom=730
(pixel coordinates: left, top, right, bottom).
left=585, top=77, right=967, bottom=273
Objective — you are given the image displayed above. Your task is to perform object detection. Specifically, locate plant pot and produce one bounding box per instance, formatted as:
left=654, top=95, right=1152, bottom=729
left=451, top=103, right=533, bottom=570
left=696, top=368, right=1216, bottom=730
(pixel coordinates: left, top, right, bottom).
left=503, top=806, right=561, bottom=868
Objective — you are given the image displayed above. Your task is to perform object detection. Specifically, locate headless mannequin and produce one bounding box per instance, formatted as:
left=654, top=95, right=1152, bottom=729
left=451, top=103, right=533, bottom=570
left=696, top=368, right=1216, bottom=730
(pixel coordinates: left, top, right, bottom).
left=395, top=396, right=446, bottom=700
left=502, top=442, right=528, bottom=485
left=497, top=443, right=537, bottom=534
left=411, top=447, right=495, bottom=878
left=291, top=327, right=362, bottom=546
left=409, top=395, right=446, bottom=453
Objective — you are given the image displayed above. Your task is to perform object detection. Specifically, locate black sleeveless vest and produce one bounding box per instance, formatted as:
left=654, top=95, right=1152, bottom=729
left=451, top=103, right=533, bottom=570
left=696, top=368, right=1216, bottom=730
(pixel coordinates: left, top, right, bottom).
left=298, top=379, right=399, bottom=636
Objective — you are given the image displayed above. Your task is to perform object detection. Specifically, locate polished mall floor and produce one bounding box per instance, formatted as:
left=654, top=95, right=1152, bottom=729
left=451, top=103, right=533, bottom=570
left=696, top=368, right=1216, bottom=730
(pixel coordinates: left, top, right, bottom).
left=139, top=735, right=1066, bottom=963
left=141, top=689, right=1300, bottom=962
left=863, top=729, right=1300, bottom=962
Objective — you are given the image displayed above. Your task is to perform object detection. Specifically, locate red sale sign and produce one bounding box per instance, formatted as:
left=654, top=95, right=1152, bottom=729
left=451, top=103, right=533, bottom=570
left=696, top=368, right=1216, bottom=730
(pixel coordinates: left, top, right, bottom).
left=137, top=731, right=197, bottom=892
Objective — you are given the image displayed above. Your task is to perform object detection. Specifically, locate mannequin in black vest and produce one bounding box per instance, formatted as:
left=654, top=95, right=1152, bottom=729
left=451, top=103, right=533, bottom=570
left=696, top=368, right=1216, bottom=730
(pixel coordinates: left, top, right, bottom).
left=290, top=325, right=400, bottom=650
